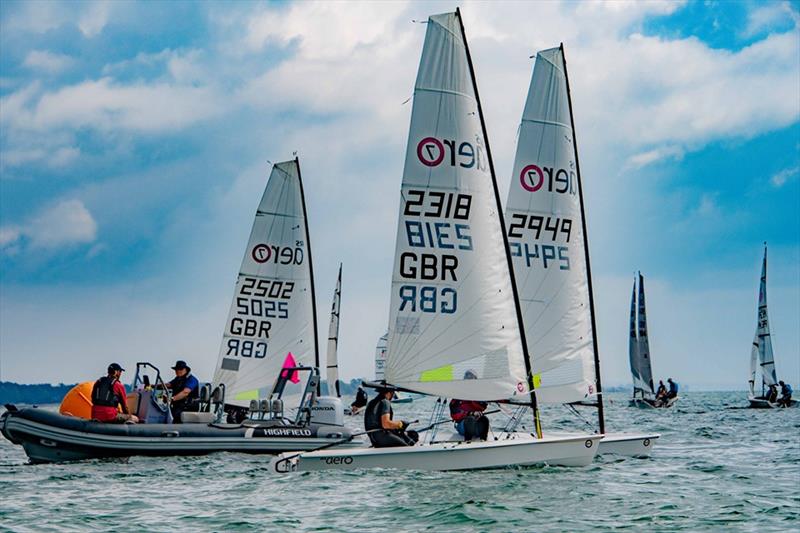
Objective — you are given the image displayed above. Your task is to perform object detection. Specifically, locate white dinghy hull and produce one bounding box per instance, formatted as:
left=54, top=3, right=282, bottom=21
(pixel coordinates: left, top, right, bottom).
left=272, top=434, right=602, bottom=473
left=547, top=431, right=659, bottom=457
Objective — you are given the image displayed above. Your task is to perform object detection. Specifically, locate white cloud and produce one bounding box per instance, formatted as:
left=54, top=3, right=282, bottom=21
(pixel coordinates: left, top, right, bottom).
left=78, top=1, right=112, bottom=37
left=626, top=145, right=684, bottom=169
left=743, top=1, right=799, bottom=38
left=770, top=166, right=799, bottom=188
left=3, top=199, right=98, bottom=251
left=23, top=50, right=75, bottom=74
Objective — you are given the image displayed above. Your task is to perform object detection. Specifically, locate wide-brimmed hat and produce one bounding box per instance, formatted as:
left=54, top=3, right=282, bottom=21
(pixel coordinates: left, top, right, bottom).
left=171, top=360, right=191, bottom=371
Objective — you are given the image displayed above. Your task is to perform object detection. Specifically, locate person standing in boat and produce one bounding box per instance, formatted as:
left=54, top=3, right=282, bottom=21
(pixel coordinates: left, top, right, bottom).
left=778, top=381, right=793, bottom=407
left=364, top=387, right=417, bottom=447
left=350, top=386, right=368, bottom=415
left=655, top=380, right=667, bottom=403
left=766, top=383, right=779, bottom=403
left=449, top=370, right=490, bottom=441
left=91, top=363, right=139, bottom=423
left=666, top=378, right=679, bottom=400
left=164, top=360, right=200, bottom=423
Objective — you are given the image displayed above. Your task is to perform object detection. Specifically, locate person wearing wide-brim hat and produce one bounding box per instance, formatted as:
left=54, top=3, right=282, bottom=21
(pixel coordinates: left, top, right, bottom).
left=363, top=385, right=418, bottom=448
left=163, top=360, right=200, bottom=423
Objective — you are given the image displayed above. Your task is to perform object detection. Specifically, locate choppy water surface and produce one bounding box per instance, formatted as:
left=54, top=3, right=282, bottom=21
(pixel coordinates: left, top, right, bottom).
left=1, top=392, right=798, bottom=532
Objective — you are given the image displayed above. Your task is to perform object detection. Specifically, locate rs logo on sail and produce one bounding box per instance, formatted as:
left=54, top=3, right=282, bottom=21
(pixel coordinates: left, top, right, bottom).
left=417, top=136, right=488, bottom=172
left=519, top=164, right=577, bottom=195
left=252, top=244, right=305, bottom=265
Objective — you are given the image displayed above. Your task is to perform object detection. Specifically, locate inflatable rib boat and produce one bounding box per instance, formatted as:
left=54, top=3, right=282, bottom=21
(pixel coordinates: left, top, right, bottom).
left=1, top=364, right=355, bottom=464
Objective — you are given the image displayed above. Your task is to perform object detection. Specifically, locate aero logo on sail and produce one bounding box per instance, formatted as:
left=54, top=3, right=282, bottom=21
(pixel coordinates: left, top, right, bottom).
left=417, top=137, right=488, bottom=172
left=519, top=164, right=577, bottom=195
left=252, top=244, right=304, bottom=265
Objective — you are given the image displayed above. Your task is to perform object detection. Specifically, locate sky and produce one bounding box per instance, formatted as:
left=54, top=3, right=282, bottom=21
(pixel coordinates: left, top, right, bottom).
left=0, top=0, right=798, bottom=391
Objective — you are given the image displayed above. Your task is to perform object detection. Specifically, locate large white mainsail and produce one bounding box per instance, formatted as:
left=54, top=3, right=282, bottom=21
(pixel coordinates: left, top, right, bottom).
left=749, top=244, right=777, bottom=396
left=505, top=46, right=597, bottom=404
left=384, top=11, right=530, bottom=401
left=213, top=159, right=319, bottom=406
left=326, top=264, right=342, bottom=397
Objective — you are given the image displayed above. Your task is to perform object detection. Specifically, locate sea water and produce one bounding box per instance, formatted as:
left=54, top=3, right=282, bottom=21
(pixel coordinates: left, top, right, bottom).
left=1, top=392, right=798, bottom=532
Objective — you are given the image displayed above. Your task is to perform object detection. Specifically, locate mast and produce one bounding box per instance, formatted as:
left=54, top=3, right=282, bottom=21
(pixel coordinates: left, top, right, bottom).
left=295, top=156, right=321, bottom=395
left=560, top=43, right=605, bottom=434
left=456, top=8, right=542, bottom=438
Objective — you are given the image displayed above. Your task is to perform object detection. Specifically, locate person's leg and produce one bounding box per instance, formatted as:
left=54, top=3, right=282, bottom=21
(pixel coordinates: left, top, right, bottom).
left=463, top=416, right=477, bottom=441
left=476, top=416, right=489, bottom=440
left=372, top=430, right=411, bottom=448
left=455, top=419, right=466, bottom=437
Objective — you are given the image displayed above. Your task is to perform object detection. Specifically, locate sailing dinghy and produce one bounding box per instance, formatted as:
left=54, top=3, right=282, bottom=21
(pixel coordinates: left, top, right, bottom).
left=326, top=264, right=343, bottom=398
left=271, top=10, right=601, bottom=473
left=628, top=273, right=677, bottom=409
left=2, top=159, right=354, bottom=463
left=748, top=244, right=796, bottom=408
left=504, top=45, right=658, bottom=455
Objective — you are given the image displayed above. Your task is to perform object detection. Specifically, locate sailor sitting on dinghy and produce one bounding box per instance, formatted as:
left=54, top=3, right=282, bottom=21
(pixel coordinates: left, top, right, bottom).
left=449, top=371, right=489, bottom=441
left=778, top=381, right=793, bottom=407
left=91, top=363, right=139, bottom=424
left=163, top=360, right=200, bottom=423
left=666, top=378, right=679, bottom=400
left=364, top=386, right=418, bottom=448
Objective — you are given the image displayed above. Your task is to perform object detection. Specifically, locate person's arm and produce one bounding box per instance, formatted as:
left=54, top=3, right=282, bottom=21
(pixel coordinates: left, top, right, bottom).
left=115, top=382, right=130, bottom=414
left=172, top=387, right=193, bottom=402
left=380, top=413, right=403, bottom=430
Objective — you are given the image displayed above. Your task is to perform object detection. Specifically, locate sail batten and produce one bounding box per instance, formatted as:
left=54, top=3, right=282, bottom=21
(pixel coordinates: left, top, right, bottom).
left=383, top=11, right=529, bottom=401
left=213, top=159, right=317, bottom=406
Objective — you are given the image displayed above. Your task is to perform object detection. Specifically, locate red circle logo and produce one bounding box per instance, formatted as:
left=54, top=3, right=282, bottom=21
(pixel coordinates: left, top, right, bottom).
left=252, top=244, right=271, bottom=263
left=417, top=137, right=445, bottom=167
left=517, top=382, right=525, bottom=392
left=520, top=164, right=544, bottom=192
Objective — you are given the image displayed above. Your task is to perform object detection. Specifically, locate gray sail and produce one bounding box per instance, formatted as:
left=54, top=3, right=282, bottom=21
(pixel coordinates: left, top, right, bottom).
left=751, top=244, right=777, bottom=395
left=636, top=273, right=655, bottom=396
left=628, top=279, right=643, bottom=396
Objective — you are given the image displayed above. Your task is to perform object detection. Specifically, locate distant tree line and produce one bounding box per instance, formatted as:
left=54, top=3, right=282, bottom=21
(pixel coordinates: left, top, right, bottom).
left=0, top=382, right=77, bottom=405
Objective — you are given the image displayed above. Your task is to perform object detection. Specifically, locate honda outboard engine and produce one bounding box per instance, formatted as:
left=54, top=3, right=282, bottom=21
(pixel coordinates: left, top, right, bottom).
left=310, top=397, right=345, bottom=427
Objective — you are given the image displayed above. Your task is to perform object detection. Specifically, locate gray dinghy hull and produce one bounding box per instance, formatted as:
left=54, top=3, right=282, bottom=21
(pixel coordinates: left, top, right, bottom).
left=1, top=405, right=352, bottom=464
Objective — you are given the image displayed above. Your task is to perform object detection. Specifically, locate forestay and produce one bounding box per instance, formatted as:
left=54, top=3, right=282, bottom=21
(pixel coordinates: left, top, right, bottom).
left=505, top=46, right=597, bottom=404
left=326, top=264, right=342, bottom=397
left=749, top=244, right=777, bottom=395
left=384, top=12, right=529, bottom=401
left=213, top=160, right=318, bottom=406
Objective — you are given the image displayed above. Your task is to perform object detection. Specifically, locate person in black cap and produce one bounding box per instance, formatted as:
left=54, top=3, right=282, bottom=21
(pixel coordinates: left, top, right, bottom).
left=163, top=360, right=200, bottom=423
left=91, top=363, right=139, bottom=423
left=363, top=387, right=418, bottom=447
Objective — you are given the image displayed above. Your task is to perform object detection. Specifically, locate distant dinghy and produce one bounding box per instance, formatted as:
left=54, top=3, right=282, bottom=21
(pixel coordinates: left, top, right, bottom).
left=748, top=244, right=797, bottom=408
left=326, top=264, right=342, bottom=398
left=628, top=273, right=677, bottom=409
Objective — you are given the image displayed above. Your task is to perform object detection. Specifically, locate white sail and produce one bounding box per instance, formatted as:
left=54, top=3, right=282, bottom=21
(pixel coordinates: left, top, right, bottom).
left=375, top=332, right=388, bottom=381
left=628, top=279, right=644, bottom=395
left=751, top=244, right=777, bottom=393
left=636, top=273, right=655, bottom=396
left=384, top=11, right=530, bottom=401
left=213, top=159, right=318, bottom=406
left=505, top=46, right=597, bottom=404
left=326, top=264, right=342, bottom=397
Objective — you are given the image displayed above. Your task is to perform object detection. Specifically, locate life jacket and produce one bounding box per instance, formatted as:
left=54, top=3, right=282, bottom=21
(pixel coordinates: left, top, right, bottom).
left=170, top=374, right=199, bottom=403
left=92, top=376, right=121, bottom=407
left=364, top=396, right=390, bottom=431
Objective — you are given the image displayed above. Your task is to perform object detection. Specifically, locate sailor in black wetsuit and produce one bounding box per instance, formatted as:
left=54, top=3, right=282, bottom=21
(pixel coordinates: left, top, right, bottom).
left=364, top=387, right=418, bottom=448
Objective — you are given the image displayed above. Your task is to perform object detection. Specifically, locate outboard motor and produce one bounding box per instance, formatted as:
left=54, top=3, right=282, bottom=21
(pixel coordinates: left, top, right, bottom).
left=310, top=397, right=345, bottom=427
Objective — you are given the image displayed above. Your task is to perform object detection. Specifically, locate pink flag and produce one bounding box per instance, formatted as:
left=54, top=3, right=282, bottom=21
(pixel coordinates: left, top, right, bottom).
left=281, top=352, right=300, bottom=384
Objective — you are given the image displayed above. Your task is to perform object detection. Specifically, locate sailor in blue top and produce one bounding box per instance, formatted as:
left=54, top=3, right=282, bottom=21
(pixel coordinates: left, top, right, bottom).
left=778, top=381, right=793, bottom=407
left=666, top=378, right=679, bottom=400
left=165, top=360, right=200, bottom=423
